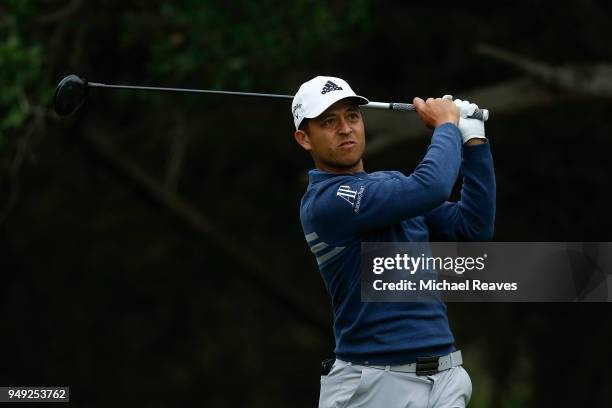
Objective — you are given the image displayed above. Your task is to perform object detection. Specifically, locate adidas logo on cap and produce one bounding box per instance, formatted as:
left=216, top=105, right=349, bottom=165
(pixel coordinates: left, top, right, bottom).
left=321, top=80, right=343, bottom=94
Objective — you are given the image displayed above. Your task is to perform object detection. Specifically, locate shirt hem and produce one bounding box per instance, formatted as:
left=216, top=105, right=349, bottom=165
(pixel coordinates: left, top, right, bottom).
left=336, top=343, right=456, bottom=365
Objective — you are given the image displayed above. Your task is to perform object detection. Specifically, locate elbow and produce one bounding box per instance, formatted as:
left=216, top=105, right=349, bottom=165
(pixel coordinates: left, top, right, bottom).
left=479, top=225, right=495, bottom=241
left=463, top=225, right=494, bottom=241
left=484, top=207, right=496, bottom=240
left=468, top=216, right=495, bottom=241
left=468, top=201, right=496, bottom=241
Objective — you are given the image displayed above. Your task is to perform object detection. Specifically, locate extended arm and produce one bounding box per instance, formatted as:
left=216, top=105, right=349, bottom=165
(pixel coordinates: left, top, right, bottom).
left=425, top=100, right=495, bottom=241
left=312, top=122, right=463, bottom=234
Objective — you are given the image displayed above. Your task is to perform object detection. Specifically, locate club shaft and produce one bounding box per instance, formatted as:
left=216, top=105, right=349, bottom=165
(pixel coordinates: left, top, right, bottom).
left=89, top=82, right=395, bottom=107
left=87, top=81, right=489, bottom=121
left=87, top=82, right=294, bottom=100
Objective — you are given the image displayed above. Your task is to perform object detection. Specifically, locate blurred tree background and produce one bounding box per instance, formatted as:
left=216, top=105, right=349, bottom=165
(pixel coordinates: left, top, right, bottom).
left=1, top=1, right=612, bottom=407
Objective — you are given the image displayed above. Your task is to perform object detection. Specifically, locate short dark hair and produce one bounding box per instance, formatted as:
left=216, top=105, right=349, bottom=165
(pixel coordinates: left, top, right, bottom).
left=298, top=118, right=309, bottom=132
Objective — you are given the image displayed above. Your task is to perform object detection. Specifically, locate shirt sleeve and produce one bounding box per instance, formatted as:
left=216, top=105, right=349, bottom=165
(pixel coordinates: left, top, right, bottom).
left=309, top=123, right=462, bottom=236
left=425, top=142, right=496, bottom=241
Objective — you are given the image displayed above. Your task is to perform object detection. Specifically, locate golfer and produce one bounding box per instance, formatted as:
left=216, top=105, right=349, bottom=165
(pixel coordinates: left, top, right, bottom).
left=292, top=76, right=495, bottom=407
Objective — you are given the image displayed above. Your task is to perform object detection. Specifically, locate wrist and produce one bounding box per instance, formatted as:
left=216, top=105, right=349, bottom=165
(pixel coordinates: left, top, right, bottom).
left=464, top=137, right=486, bottom=146
left=436, top=118, right=458, bottom=128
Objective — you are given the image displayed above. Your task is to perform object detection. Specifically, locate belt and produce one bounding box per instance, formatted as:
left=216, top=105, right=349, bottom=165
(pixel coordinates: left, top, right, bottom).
left=347, top=350, right=463, bottom=376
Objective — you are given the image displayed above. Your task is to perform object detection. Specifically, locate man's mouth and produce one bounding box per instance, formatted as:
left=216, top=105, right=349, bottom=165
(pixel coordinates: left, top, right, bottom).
left=339, top=140, right=357, bottom=148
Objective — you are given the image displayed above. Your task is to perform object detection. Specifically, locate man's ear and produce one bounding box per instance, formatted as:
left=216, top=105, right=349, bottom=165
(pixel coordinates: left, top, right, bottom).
left=294, top=130, right=312, bottom=151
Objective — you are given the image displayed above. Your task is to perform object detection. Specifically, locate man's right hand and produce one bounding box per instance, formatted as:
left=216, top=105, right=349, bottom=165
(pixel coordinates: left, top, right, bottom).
left=413, top=97, right=459, bottom=129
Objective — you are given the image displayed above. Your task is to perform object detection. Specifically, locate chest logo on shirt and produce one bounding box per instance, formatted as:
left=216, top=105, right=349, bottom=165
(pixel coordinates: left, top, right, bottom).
left=336, top=185, right=366, bottom=213
left=337, top=185, right=357, bottom=207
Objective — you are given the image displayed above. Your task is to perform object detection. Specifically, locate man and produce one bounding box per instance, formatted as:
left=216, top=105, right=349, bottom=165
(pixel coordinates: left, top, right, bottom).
left=293, top=76, right=495, bottom=408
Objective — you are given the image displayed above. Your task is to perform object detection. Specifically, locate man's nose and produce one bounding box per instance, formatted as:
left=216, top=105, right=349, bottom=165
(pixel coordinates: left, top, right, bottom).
left=338, top=118, right=353, bottom=135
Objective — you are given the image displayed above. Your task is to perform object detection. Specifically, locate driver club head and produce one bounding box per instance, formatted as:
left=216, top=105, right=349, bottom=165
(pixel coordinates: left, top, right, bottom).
left=53, top=74, right=89, bottom=116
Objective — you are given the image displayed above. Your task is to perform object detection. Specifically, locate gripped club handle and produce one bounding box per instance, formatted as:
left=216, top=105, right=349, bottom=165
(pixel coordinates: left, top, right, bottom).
left=390, top=102, right=489, bottom=122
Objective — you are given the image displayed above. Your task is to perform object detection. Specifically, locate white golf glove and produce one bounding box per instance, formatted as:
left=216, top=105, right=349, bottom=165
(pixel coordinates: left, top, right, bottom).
left=452, top=98, right=486, bottom=144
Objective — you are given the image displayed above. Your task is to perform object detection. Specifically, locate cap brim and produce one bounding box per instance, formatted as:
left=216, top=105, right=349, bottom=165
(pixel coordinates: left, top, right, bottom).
left=305, top=95, right=369, bottom=120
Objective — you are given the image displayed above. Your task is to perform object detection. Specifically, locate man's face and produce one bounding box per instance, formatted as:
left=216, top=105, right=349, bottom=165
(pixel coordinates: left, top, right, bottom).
left=294, top=98, right=365, bottom=173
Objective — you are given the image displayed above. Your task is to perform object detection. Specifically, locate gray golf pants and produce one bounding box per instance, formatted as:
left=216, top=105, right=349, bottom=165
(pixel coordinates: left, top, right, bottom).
left=319, top=359, right=472, bottom=408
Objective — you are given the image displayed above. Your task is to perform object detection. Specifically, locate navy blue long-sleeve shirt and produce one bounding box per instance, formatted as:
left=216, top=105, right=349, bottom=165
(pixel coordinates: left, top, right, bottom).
left=299, top=123, right=496, bottom=364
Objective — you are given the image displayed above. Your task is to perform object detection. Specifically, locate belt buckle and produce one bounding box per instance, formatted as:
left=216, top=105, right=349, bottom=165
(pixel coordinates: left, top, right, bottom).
left=416, top=356, right=439, bottom=376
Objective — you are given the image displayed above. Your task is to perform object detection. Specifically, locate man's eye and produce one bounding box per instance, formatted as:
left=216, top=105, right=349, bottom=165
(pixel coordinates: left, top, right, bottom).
left=322, top=119, right=334, bottom=127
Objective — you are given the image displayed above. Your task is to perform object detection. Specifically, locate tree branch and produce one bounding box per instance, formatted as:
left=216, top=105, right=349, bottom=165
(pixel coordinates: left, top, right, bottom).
left=82, top=131, right=330, bottom=337
left=364, top=77, right=573, bottom=157
left=476, top=43, right=612, bottom=97
left=164, top=118, right=188, bottom=193
left=36, top=0, right=84, bottom=24
left=365, top=45, right=612, bottom=157
left=0, top=90, right=51, bottom=225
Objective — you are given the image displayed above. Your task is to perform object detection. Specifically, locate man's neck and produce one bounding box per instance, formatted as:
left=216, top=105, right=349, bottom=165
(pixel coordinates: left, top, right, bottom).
left=315, top=159, right=364, bottom=174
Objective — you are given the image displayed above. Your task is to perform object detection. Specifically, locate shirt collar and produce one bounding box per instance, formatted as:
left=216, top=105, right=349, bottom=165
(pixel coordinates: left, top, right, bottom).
left=307, top=169, right=368, bottom=187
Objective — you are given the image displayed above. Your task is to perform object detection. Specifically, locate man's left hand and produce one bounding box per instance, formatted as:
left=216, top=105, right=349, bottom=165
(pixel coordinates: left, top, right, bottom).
left=451, top=98, right=487, bottom=145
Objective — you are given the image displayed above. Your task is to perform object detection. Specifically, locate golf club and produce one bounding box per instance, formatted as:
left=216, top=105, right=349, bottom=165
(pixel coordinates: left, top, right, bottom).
left=53, top=74, right=489, bottom=121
